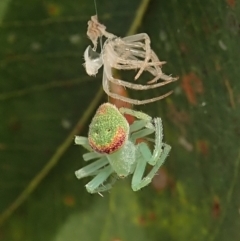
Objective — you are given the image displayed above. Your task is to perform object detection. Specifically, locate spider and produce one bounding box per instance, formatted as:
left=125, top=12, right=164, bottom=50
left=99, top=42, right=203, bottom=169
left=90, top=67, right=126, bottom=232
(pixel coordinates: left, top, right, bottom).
left=74, top=103, right=171, bottom=193
left=83, top=15, right=178, bottom=105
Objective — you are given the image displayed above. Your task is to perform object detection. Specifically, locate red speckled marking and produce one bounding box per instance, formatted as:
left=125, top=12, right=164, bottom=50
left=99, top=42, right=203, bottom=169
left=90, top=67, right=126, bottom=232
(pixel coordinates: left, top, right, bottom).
left=89, top=127, right=127, bottom=154
left=181, top=72, right=204, bottom=106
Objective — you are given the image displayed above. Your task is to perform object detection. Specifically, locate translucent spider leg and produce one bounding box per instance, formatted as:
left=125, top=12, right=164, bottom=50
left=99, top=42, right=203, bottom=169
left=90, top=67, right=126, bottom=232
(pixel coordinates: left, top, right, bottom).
left=75, top=136, right=103, bottom=161
left=131, top=143, right=171, bottom=191
left=104, top=40, right=165, bottom=73
left=119, top=107, right=153, bottom=128
left=119, top=107, right=155, bottom=141
left=108, top=39, right=178, bottom=84
left=129, top=120, right=154, bottom=142
left=148, top=118, right=164, bottom=165
left=75, top=136, right=92, bottom=151
left=122, top=34, right=152, bottom=79
left=128, top=117, right=165, bottom=166
left=75, top=157, right=109, bottom=179
left=120, top=108, right=165, bottom=165
left=103, top=66, right=173, bottom=105
left=85, top=165, right=115, bottom=193
left=146, top=50, right=178, bottom=84
left=104, top=64, right=175, bottom=90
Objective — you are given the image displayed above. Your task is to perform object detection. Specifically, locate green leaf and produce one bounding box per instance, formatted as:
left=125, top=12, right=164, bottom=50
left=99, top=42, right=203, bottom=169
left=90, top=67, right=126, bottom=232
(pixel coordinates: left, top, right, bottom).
left=0, top=0, right=11, bottom=23
left=1, top=0, right=240, bottom=240
left=53, top=183, right=147, bottom=241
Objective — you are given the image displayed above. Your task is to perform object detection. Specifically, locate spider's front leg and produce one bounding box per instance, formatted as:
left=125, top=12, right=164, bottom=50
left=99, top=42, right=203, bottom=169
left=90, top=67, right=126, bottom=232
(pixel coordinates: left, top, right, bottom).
left=125, top=113, right=165, bottom=166
left=131, top=142, right=171, bottom=191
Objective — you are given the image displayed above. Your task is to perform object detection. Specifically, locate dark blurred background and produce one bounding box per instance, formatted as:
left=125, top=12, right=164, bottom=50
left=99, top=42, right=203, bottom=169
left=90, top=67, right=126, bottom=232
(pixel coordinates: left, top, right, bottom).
left=0, top=0, right=240, bottom=240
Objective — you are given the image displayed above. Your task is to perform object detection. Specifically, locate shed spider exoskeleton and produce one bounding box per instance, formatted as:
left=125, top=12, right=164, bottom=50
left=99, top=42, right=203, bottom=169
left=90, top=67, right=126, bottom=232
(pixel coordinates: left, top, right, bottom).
left=75, top=103, right=171, bottom=193
left=83, top=15, right=178, bottom=105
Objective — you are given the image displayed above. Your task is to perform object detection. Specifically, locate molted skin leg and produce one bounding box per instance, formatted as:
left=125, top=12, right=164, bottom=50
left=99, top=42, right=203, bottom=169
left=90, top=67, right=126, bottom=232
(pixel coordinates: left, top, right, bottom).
left=131, top=143, right=171, bottom=191
left=123, top=33, right=151, bottom=80
left=104, top=64, right=175, bottom=90
left=102, top=65, right=174, bottom=105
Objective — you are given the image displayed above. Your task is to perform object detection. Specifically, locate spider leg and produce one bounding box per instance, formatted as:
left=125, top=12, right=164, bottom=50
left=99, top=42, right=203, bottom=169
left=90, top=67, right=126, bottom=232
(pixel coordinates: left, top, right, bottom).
left=75, top=136, right=92, bottom=151
left=131, top=129, right=154, bottom=144
left=106, top=39, right=157, bottom=72
left=115, top=41, right=146, bottom=59
left=106, top=40, right=175, bottom=86
left=147, top=51, right=179, bottom=84
left=103, top=65, right=173, bottom=105
left=113, top=61, right=166, bottom=71
left=148, top=117, right=163, bottom=165
left=106, top=70, right=174, bottom=90
left=75, top=157, right=108, bottom=179
left=130, top=120, right=150, bottom=132
left=120, top=111, right=165, bottom=166
left=112, top=46, right=178, bottom=84
left=85, top=165, right=115, bottom=193
left=112, top=58, right=169, bottom=83
left=119, top=107, right=153, bottom=127
left=75, top=136, right=103, bottom=161
left=122, top=33, right=152, bottom=80
left=139, top=49, right=178, bottom=84
left=87, top=173, right=118, bottom=194
left=122, top=48, right=167, bottom=75
left=83, top=152, right=103, bottom=161
left=122, top=46, right=178, bottom=84
left=131, top=143, right=171, bottom=191
left=107, top=46, right=165, bottom=73
left=119, top=108, right=155, bottom=142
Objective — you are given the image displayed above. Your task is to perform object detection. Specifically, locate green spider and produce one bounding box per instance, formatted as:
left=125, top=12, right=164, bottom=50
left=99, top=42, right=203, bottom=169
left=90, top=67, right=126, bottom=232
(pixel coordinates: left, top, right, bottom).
left=75, top=103, right=171, bottom=194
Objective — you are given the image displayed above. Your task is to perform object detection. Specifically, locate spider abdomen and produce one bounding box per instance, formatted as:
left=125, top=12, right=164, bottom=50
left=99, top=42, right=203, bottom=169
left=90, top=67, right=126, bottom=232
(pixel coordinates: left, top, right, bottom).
left=88, top=103, right=129, bottom=154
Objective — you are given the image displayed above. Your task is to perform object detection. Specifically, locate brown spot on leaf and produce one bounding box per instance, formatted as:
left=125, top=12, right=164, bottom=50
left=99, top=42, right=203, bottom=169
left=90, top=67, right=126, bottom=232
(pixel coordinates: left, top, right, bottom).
left=179, top=42, right=188, bottom=54
left=46, top=3, right=61, bottom=16
left=167, top=101, right=191, bottom=135
left=226, top=0, right=236, bottom=8
left=196, top=140, right=209, bottom=157
left=63, top=194, right=76, bottom=207
left=181, top=72, right=204, bottom=106
left=8, top=117, right=22, bottom=132
left=137, top=215, right=146, bottom=226
left=148, top=211, right=156, bottom=221
left=212, top=196, right=221, bottom=218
